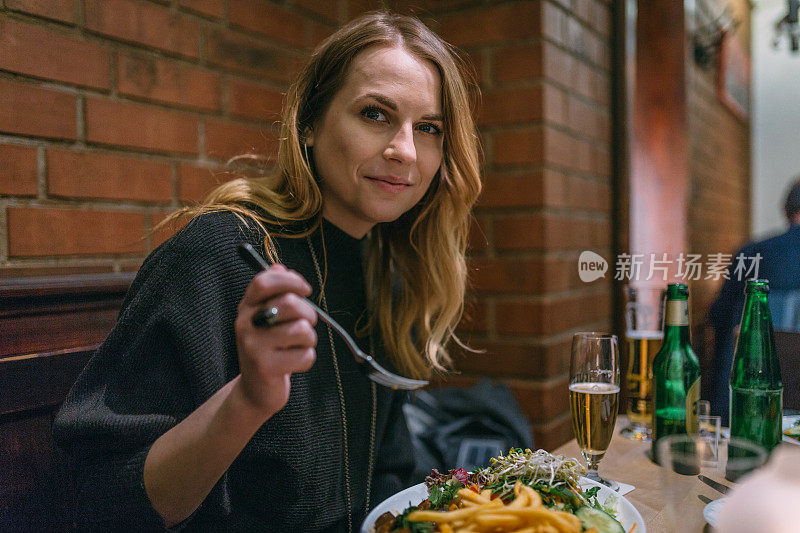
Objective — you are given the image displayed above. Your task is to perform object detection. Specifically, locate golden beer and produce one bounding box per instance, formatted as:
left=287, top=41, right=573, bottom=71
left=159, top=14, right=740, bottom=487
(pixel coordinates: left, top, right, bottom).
left=625, top=330, right=663, bottom=427
left=569, top=382, right=620, bottom=455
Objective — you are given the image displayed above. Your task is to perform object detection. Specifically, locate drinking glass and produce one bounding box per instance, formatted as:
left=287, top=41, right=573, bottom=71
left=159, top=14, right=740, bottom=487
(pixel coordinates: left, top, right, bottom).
left=621, top=285, right=665, bottom=441
left=569, top=332, right=621, bottom=490
left=657, top=435, right=767, bottom=531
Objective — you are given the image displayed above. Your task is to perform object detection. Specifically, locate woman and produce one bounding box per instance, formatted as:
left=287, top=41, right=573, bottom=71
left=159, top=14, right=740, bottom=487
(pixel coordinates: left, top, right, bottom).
left=53, top=12, right=481, bottom=532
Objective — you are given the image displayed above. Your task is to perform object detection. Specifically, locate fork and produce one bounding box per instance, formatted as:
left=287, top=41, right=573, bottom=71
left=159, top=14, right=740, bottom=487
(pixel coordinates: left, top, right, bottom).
left=238, top=243, right=429, bottom=390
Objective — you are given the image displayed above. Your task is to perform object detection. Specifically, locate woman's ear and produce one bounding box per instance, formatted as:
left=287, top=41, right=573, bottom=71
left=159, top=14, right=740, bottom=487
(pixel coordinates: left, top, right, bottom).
left=303, top=126, right=314, bottom=147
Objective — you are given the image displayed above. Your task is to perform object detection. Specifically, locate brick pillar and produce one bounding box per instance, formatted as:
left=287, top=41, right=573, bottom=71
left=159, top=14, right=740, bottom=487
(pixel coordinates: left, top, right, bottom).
left=429, top=0, right=614, bottom=451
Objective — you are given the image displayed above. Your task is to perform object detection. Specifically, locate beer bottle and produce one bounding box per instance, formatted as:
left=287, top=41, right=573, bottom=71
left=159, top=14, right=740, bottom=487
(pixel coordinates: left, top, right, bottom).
left=729, top=279, right=783, bottom=453
left=651, top=283, right=701, bottom=459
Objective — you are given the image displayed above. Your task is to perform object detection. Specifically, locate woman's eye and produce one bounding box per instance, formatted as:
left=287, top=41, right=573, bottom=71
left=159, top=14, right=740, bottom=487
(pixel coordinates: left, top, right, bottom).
left=417, top=123, right=443, bottom=136
left=361, top=106, right=387, bottom=123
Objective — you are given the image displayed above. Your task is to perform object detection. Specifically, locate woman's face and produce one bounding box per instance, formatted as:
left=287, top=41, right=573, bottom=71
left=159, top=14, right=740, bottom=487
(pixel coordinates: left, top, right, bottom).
left=307, top=45, right=444, bottom=238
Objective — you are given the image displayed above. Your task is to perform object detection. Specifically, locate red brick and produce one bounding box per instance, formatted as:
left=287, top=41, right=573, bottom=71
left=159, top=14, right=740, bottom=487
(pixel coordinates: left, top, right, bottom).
left=228, top=80, right=284, bottom=122
left=85, top=98, right=198, bottom=154
left=204, top=120, right=278, bottom=161
left=544, top=126, right=576, bottom=169
left=493, top=128, right=544, bottom=167
left=451, top=339, right=571, bottom=379
left=478, top=171, right=545, bottom=208
left=532, top=413, right=574, bottom=451
left=567, top=96, right=597, bottom=138
left=47, top=149, right=172, bottom=202
left=7, top=207, right=145, bottom=256
left=494, top=213, right=611, bottom=251
left=574, top=62, right=597, bottom=101
left=0, top=20, right=110, bottom=90
left=229, top=0, right=306, bottom=48
left=439, top=2, right=542, bottom=47
left=467, top=215, right=489, bottom=251
left=151, top=210, right=189, bottom=249
left=178, top=165, right=233, bottom=203
left=458, top=298, right=489, bottom=333
left=594, top=146, right=610, bottom=178
left=493, top=43, right=542, bottom=83
left=85, top=0, right=200, bottom=58
left=6, top=0, right=74, bottom=23
left=542, top=1, right=565, bottom=45
left=0, top=79, right=75, bottom=140
left=0, top=144, right=38, bottom=196
left=575, top=138, right=593, bottom=174
left=573, top=0, right=593, bottom=24
left=510, top=376, right=570, bottom=422
left=205, top=27, right=301, bottom=82
left=470, top=255, right=583, bottom=294
left=308, top=20, right=335, bottom=48
left=470, top=257, right=545, bottom=294
left=565, top=16, right=588, bottom=59
left=493, top=214, right=545, bottom=249
left=478, top=86, right=543, bottom=127
left=344, top=0, right=381, bottom=19
left=543, top=41, right=576, bottom=87
left=118, top=54, right=220, bottom=111
left=495, top=292, right=611, bottom=336
left=596, top=111, right=610, bottom=144
left=293, top=0, right=339, bottom=23
left=543, top=83, right=567, bottom=126
left=178, top=0, right=223, bottom=18
left=593, top=0, right=611, bottom=37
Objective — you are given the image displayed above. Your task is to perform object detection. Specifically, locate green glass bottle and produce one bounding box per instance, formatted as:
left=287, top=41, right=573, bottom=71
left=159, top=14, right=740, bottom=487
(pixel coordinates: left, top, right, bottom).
left=729, top=279, right=783, bottom=453
left=651, top=283, right=701, bottom=459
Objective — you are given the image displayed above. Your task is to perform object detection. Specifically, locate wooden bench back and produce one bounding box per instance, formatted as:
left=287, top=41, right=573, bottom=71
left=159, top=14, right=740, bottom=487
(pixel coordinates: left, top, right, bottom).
left=0, top=273, right=133, bottom=531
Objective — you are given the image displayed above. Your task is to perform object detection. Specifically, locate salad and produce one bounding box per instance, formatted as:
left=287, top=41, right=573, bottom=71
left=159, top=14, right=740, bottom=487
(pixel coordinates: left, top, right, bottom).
left=373, top=448, right=629, bottom=533
left=785, top=417, right=800, bottom=442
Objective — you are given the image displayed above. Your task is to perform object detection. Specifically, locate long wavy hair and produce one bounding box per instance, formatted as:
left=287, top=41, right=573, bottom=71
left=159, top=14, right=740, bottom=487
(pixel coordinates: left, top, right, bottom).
left=166, top=12, right=482, bottom=379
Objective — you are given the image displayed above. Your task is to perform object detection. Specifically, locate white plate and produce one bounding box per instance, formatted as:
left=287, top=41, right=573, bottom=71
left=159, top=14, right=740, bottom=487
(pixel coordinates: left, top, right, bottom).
left=783, top=414, right=800, bottom=445
left=361, top=477, right=646, bottom=533
left=703, top=497, right=727, bottom=528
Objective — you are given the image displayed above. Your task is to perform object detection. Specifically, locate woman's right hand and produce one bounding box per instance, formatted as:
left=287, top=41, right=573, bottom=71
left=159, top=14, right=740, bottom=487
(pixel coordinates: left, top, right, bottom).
left=234, top=264, right=318, bottom=415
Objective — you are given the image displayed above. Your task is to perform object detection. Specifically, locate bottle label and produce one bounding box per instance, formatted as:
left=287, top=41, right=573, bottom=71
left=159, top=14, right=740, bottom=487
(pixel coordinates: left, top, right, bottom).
left=686, top=379, right=700, bottom=434
left=665, top=300, right=689, bottom=326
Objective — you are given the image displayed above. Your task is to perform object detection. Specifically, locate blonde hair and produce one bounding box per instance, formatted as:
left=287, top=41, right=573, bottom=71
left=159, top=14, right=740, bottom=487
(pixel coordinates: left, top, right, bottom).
left=166, top=12, right=482, bottom=379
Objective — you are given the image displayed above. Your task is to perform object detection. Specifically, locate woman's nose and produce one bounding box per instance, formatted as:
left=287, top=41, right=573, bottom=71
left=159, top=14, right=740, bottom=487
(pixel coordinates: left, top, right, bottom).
left=383, top=123, right=416, bottom=164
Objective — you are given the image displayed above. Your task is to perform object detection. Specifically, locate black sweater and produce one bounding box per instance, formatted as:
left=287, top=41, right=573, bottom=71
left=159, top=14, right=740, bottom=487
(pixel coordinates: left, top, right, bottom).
left=52, top=211, right=415, bottom=532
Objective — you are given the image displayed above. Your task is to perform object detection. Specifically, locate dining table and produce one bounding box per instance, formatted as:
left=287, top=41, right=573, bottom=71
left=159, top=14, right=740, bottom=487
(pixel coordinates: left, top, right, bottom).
left=555, top=416, right=718, bottom=533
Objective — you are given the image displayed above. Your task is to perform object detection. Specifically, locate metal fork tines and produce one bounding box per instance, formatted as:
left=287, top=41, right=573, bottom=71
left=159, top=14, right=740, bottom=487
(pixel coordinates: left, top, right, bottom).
left=238, top=243, right=429, bottom=391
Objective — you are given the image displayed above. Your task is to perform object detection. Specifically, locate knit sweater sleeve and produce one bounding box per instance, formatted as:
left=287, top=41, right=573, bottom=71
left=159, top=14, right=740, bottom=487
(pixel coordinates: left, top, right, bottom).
left=370, top=391, right=416, bottom=504
left=52, top=212, right=259, bottom=530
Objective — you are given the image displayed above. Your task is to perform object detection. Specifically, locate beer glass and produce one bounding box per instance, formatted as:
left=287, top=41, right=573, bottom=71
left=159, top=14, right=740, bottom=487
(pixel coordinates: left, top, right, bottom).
left=621, top=286, right=665, bottom=441
left=569, top=332, right=620, bottom=490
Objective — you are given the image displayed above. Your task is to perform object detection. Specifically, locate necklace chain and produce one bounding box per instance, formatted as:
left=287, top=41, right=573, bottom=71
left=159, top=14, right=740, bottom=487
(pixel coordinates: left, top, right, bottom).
left=307, top=235, right=377, bottom=533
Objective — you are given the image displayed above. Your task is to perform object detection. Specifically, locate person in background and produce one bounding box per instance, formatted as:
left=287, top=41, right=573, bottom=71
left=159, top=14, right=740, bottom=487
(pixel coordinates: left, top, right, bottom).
left=707, top=177, right=800, bottom=423
left=52, top=12, right=481, bottom=532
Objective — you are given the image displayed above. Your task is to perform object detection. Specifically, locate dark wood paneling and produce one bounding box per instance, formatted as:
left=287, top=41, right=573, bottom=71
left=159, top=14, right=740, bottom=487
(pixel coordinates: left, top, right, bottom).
left=0, top=348, right=95, bottom=417
left=0, top=410, right=76, bottom=531
left=0, top=273, right=134, bottom=358
left=0, top=273, right=133, bottom=531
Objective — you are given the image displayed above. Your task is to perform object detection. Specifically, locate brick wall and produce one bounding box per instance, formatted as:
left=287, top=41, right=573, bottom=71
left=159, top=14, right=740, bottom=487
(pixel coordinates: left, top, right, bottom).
left=1, top=0, right=614, bottom=451
left=0, top=0, right=354, bottom=276
left=407, top=0, right=614, bottom=451
left=687, top=0, right=751, bottom=335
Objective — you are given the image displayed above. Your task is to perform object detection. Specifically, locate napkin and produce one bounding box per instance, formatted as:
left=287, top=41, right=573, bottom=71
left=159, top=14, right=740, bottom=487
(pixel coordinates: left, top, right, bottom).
left=616, top=481, right=635, bottom=496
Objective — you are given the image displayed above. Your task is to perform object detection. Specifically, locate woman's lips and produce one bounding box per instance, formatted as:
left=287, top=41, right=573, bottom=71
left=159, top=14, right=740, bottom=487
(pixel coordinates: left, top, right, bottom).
left=365, top=176, right=411, bottom=193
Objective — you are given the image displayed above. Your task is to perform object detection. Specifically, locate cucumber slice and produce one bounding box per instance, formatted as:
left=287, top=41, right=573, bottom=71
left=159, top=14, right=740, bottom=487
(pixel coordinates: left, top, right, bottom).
left=575, top=506, right=625, bottom=533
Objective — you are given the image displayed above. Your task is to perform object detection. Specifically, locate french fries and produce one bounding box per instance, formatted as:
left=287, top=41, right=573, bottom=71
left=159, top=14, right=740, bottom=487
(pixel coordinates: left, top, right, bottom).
left=406, top=481, right=582, bottom=533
